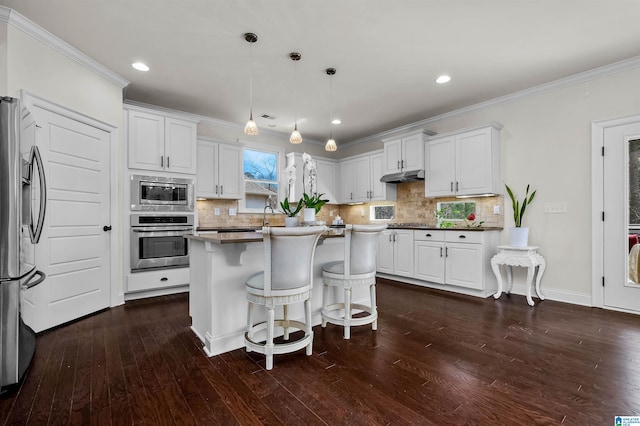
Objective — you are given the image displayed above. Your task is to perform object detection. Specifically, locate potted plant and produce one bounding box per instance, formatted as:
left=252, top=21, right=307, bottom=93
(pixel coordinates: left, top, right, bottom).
left=302, top=192, right=329, bottom=224
left=505, top=183, right=536, bottom=247
left=280, top=197, right=303, bottom=227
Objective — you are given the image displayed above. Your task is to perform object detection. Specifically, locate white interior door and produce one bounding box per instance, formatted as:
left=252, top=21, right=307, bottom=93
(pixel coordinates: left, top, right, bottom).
left=603, top=121, right=640, bottom=312
left=21, top=105, right=111, bottom=332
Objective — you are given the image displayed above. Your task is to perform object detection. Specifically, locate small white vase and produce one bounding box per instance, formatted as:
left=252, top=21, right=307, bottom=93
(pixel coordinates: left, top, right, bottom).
left=284, top=216, right=298, bottom=227
left=509, top=227, right=529, bottom=247
left=303, top=208, right=316, bottom=224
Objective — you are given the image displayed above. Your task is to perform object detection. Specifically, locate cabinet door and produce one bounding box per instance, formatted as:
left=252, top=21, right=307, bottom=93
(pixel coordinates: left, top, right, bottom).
left=316, top=159, right=337, bottom=204
left=383, top=138, right=402, bottom=174
left=164, top=118, right=197, bottom=174
left=218, top=144, right=242, bottom=199
left=128, top=110, right=164, bottom=172
left=394, top=230, right=414, bottom=277
left=376, top=231, right=395, bottom=274
left=402, top=133, right=424, bottom=171
left=425, top=136, right=456, bottom=197
left=369, top=152, right=387, bottom=201
left=455, top=128, right=493, bottom=196
left=196, top=141, right=218, bottom=197
left=340, top=160, right=355, bottom=203
left=414, top=241, right=445, bottom=284
left=353, top=156, right=371, bottom=201
left=445, top=243, right=483, bottom=289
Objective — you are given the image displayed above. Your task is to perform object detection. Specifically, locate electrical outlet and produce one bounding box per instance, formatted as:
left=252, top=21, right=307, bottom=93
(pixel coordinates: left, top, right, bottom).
left=229, top=208, right=237, bottom=216
left=214, top=208, right=220, bottom=216
left=360, top=209, right=365, bottom=217
left=330, top=210, right=335, bottom=217
left=493, top=205, right=500, bottom=215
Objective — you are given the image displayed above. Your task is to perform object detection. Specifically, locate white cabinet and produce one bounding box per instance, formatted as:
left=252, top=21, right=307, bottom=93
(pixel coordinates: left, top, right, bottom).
left=382, top=130, right=429, bottom=175
left=377, top=229, right=414, bottom=277
left=127, top=107, right=198, bottom=175
left=414, top=230, right=497, bottom=291
left=339, top=151, right=397, bottom=203
left=425, top=124, right=501, bottom=197
left=196, top=140, right=242, bottom=199
left=293, top=154, right=338, bottom=204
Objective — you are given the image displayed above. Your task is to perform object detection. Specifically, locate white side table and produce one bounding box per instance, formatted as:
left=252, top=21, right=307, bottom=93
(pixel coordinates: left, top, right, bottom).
left=490, top=246, right=546, bottom=306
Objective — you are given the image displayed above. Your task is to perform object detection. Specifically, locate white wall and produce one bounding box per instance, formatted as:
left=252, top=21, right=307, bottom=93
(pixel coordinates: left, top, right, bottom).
left=4, top=20, right=126, bottom=302
left=418, top=67, right=640, bottom=302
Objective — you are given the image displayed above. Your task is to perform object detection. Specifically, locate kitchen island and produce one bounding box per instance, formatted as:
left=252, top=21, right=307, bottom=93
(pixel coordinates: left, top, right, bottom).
left=188, top=229, right=355, bottom=356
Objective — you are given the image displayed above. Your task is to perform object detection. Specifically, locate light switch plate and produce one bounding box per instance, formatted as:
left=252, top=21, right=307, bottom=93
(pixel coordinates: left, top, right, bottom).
left=214, top=208, right=220, bottom=216
left=493, top=205, right=500, bottom=214
left=544, top=202, right=567, bottom=214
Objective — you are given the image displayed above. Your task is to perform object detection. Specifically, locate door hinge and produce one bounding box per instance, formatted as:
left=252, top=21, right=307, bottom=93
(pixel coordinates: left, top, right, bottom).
left=602, top=276, right=605, bottom=287
left=601, top=146, right=605, bottom=156
left=602, top=211, right=605, bottom=221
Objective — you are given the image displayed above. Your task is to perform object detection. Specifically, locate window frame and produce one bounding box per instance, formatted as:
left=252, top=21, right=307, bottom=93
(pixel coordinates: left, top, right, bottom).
left=238, top=140, right=285, bottom=214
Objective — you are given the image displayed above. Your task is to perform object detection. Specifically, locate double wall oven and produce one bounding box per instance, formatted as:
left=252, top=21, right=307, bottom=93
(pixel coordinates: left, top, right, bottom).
left=129, top=175, right=195, bottom=273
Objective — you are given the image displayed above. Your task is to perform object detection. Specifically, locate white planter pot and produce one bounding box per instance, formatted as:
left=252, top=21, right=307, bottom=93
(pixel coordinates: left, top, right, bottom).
left=509, top=227, right=529, bottom=247
left=284, top=216, right=298, bottom=227
left=303, top=208, right=316, bottom=224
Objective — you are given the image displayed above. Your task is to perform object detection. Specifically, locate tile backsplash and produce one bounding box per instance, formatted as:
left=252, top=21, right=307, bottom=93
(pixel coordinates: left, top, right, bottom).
left=196, top=181, right=503, bottom=229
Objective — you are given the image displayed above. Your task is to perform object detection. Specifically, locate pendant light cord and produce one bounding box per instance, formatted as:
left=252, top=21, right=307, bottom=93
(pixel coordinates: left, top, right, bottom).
left=249, top=42, right=254, bottom=118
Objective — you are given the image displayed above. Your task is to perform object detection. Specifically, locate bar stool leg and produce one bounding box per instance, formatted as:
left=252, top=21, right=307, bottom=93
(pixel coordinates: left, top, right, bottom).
left=246, top=301, right=254, bottom=352
left=370, top=283, right=378, bottom=331
left=344, top=287, right=352, bottom=339
left=305, top=298, right=313, bottom=356
left=283, top=304, right=290, bottom=340
left=321, top=283, right=328, bottom=328
left=265, top=306, right=275, bottom=370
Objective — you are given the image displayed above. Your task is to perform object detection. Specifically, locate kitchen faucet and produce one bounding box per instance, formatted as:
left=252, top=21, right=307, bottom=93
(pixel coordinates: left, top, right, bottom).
left=263, top=198, right=274, bottom=227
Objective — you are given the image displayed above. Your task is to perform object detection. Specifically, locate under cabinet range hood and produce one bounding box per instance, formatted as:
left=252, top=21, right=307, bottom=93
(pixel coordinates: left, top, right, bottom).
left=380, top=169, right=425, bottom=183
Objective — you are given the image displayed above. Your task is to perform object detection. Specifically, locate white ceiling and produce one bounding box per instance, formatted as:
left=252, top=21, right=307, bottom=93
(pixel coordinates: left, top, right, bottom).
left=3, top=1, right=640, bottom=146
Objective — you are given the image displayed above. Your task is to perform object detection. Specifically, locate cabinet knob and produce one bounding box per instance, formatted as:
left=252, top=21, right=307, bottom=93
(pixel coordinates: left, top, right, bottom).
left=103, top=225, right=112, bottom=232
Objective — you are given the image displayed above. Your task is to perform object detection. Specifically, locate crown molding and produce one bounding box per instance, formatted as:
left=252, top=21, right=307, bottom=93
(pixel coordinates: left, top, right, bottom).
left=343, top=54, right=640, bottom=148
left=0, top=6, right=129, bottom=89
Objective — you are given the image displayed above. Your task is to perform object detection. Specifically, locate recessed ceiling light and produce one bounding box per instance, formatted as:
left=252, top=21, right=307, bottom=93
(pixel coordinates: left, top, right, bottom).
left=132, top=62, right=150, bottom=72
left=332, top=119, right=342, bottom=125
left=436, top=75, right=451, bottom=84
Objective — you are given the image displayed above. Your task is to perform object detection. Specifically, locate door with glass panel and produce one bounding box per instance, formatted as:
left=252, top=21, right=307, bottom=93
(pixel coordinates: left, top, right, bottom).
left=603, top=122, right=640, bottom=311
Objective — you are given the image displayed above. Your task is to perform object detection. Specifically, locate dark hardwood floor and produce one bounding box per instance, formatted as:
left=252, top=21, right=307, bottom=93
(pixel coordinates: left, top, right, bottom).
left=1, top=278, right=639, bottom=425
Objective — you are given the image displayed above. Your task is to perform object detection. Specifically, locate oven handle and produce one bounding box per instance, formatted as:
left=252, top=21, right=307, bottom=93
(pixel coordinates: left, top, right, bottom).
left=131, top=227, right=194, bottom=233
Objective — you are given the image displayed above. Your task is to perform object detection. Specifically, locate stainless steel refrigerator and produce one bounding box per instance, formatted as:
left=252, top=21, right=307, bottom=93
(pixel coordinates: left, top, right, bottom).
left=0, top=96, right=47, bottom=391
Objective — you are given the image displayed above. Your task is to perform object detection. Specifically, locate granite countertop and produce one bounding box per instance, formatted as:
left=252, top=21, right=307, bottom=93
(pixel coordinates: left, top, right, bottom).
left=387, top=224, right=503, bottom=231
left=188, top=229, right=345, bottom=244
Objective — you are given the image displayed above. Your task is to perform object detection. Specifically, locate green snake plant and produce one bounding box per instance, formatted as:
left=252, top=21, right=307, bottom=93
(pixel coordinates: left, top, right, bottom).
left=505, top=184, right=536, bottom=227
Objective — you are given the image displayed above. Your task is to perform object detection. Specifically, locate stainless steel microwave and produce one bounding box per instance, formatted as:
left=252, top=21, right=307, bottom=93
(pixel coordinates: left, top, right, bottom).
left=130, top=175, right=194, bottom=212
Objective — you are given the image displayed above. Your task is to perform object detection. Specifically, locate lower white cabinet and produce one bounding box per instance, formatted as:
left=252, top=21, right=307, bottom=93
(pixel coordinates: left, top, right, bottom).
left=378, top=229, right=499, bottom=297
left=413, top=230, right=497, bottom=292
left=377, top=229, right=414, bottom=277
left=126, top=267, right=190, bottom=293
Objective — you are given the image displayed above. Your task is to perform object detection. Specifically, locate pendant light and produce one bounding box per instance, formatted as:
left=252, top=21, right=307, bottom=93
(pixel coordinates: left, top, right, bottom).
left=325, top=67, right=337, bottom=152
left=289, top=52, right=303, bottom=144
left=243, top=32, right=259, bottom=136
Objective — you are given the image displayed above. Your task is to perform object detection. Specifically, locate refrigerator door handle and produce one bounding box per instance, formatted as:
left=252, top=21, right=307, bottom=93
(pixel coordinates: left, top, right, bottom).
left=21, top=269, right=46, bottom=290
left=29, top=146, right=47, bottom=244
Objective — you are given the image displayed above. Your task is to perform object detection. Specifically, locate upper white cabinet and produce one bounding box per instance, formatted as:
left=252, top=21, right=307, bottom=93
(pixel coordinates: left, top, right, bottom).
left=293, top=154, right=338, bottom=204
left=127, top=106, right=198, bottom=175
left=382, top=130, right=430, bottom=175
left=196, top=139, right=242, bottom=199
left=339, top=150, right=397, bottom=203
left=425, top=123, right=501, bottom=197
